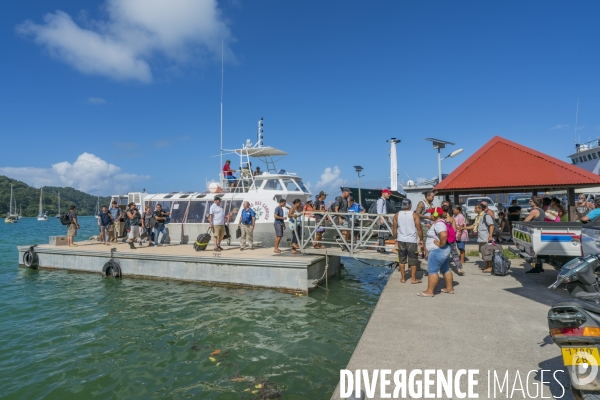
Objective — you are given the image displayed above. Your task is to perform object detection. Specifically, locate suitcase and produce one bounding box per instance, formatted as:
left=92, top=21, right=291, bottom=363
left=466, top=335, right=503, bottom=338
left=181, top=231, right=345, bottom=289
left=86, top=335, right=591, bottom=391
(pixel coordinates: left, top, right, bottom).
left=194, top=229, right=212, bottom=251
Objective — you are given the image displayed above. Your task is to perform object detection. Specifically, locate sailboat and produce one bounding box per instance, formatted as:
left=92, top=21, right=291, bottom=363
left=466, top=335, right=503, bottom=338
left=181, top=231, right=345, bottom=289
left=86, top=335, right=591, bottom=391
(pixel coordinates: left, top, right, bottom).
left=5, top=185, right=18, bottom=223
left=55, top=191, right=61, bottom=217
left=18, top=204, right=23, bottom=219
left=95, top=196, right=100, bottom=218
left=37, top=188, right=48, bottom=221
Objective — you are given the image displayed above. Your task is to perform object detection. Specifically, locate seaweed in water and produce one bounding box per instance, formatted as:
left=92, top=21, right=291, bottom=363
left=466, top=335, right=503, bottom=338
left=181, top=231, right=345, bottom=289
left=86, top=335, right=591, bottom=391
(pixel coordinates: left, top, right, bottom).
left=241, top=378, right=283, bottom=400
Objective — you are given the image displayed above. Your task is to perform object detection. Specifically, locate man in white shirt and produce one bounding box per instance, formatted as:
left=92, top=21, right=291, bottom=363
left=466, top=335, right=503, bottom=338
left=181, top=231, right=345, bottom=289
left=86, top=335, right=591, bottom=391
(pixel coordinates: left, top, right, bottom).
left=208, top=197, right=226, bottom=251
left=392, top=199, right=424, bottom=283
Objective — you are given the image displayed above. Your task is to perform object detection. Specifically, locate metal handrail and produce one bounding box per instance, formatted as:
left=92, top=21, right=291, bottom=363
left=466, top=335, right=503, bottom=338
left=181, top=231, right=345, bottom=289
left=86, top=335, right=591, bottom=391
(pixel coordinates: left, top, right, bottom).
left=297, top=211, right=396, bottom=255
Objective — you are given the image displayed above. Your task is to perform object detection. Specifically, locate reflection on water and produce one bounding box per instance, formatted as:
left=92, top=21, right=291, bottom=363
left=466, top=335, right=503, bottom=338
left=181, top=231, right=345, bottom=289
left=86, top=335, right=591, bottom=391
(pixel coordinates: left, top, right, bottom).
left=0, top=217, right=390, bottom=399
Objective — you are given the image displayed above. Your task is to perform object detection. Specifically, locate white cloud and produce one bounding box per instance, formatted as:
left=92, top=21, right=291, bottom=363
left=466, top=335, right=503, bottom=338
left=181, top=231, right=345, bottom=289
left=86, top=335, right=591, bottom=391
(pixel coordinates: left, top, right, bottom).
left=315, top=166, right=343, bottom=195
left=0, top=152, right=149, bottom=195
left=416, top=177, right=426, bottom=184
left=88, top=97, right=107, bottom=105
left=550, top=124, right=569, bottom=130
left=16, top=0, right=232, bottom=83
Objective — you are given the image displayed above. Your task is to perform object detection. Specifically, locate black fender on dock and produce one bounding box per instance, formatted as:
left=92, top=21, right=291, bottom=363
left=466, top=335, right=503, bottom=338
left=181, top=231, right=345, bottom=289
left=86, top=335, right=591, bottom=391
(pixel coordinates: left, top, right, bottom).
left=22, top=245, right=39, bottom=269
left=102, top=259, right=122, bottom=278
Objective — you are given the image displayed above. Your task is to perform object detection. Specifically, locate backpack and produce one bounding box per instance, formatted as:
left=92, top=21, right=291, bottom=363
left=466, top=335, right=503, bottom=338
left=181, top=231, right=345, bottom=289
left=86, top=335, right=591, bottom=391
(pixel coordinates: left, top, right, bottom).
left=443, top=220, right=457, bottom=244
left=482, top=214, right=500, bottom=240
left=492, top=250, right=511, bottom=276
left=59, top=213, right=71, bottom=225
left=368, top=198, right=386, bottom=215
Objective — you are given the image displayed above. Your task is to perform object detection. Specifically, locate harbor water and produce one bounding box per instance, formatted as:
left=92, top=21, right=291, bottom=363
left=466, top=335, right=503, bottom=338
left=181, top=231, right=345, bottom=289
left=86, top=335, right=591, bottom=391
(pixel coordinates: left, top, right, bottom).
left=0, top=216, right=390, bottom=399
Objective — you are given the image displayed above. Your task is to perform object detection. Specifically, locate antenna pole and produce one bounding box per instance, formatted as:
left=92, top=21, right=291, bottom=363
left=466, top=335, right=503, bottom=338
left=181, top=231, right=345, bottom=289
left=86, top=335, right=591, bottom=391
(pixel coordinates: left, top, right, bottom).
left=574, top=97, right=580, bottom=144
left=220, top=41, right=224, bottom=173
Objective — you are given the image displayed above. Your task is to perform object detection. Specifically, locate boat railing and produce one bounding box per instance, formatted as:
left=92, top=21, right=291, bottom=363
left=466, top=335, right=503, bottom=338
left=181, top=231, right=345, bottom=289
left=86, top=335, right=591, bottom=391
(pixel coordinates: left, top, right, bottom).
left=576, top=139, right=600, bottom=153
left=298, top=211, right=396, bottom=256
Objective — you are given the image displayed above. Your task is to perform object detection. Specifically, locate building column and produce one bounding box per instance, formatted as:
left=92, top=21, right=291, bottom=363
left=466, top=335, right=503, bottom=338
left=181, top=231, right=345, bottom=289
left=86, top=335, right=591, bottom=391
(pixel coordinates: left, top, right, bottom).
left=567, top=188, right=576, bottom=221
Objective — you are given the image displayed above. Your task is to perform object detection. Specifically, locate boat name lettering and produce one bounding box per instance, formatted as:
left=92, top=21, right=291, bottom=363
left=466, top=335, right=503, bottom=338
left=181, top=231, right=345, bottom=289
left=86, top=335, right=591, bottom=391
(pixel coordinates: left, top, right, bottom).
left=251, top=201, right=270, bottom=221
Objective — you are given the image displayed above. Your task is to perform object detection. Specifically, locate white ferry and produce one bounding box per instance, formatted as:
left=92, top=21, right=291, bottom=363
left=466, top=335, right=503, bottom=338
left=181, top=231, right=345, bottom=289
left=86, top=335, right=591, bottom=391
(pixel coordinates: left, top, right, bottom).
left=111, top=131, right=312, bottom=247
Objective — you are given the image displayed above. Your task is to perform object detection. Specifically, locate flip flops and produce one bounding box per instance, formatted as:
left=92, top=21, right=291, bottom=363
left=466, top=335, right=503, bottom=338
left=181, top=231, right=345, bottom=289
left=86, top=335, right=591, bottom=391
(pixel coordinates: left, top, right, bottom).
left=439, top=288, right=455, bottom=294
left=417, top=292, right=434, bottom=298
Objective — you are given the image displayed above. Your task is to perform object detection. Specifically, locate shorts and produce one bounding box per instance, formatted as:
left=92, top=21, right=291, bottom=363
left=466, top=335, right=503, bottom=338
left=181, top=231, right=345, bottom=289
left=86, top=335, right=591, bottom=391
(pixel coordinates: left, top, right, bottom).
left=339, top=218, right=350, bottom=229
left=397, top=241, right=419, bottom=265
left=67, top=224, right=77, bottom=237
left=213, top=225, right=226, bottom=238
left=427, top=245, right=451, bottom=275
left=456, top=241, right=466, bottom=250
left=478, top=242, right=486, bottom=256
left=274, top=224, right=284, bottom=237
left=128, top=226, right=140, bottom=240
left=225, top=175, right=236, bottom=183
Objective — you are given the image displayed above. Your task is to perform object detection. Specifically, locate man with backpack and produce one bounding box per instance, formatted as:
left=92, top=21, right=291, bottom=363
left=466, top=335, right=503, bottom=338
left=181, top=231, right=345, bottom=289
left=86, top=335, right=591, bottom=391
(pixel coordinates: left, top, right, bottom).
left=375, top=189, right=392, bottom=253
left=392, top=199, right=423, bottom=283
left=464, top=202, right=496, bottom=273
left=66, top=205, right=80, bottom=247
left=415, top=191, right=435, bottom=258
left=333, top=188, right=351, bottom=251
left=126, top=202, right=141, bottom=250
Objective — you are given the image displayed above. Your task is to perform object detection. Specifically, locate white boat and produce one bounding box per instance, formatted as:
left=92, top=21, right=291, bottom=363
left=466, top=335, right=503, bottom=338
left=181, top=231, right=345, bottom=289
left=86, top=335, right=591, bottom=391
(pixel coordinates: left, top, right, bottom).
left=111, top=130, right=312, bottom=247
left=5, top=185, right=18, bottom=223
left=37, top=188, right=48, bottom=221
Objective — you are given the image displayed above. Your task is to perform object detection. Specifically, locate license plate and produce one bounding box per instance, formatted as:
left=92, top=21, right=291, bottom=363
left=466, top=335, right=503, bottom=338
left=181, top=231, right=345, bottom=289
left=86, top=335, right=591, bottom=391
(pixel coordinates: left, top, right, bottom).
left=562, top=347, right=600, bottom=366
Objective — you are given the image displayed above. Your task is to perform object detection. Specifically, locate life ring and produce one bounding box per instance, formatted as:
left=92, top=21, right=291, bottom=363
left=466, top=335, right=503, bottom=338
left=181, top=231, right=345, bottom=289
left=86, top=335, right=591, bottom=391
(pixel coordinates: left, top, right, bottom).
left=102, top=259, right=122, bottom=278
left=23, top=246, right=39, bottom=268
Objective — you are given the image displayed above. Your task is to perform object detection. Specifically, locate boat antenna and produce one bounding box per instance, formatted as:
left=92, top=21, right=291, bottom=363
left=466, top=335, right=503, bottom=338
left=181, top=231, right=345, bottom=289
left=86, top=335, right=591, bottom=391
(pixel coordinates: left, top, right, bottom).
left=574, top=97, right=580, bottom=144
left=220, top=40, right=224, bottom=172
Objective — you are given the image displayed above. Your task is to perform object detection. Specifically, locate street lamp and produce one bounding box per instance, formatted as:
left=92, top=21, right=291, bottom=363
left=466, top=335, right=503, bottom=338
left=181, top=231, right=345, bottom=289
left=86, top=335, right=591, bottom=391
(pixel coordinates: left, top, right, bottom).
left=354, top=165, right=364, bottom=206
left=425, top=138, right=456, bottom=183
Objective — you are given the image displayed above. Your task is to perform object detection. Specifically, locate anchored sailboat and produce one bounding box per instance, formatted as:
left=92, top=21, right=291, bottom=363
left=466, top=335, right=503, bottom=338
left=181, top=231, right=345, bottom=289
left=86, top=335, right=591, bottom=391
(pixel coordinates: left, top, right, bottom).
left=5, top=185, right=18, bottom=223
left=37, top=188, right=48, bottom=221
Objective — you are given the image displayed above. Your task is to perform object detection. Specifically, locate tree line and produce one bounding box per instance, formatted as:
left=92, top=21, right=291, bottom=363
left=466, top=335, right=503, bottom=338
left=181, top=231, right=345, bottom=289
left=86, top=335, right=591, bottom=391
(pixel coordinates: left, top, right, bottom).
left=1, top=176, right=111, bottom=217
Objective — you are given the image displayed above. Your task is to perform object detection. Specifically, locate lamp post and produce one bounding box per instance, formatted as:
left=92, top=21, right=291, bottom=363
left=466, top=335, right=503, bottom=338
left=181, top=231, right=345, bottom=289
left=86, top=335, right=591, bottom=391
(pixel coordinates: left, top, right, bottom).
left=354, top=166, right=364, bottom=207
left=425, top=138, right=459, bottom=183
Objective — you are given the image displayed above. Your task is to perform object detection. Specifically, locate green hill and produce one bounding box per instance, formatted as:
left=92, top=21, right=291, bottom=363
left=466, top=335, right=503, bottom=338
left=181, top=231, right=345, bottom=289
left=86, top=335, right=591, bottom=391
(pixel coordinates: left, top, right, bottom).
left=1, top=176, right=111, bottom=217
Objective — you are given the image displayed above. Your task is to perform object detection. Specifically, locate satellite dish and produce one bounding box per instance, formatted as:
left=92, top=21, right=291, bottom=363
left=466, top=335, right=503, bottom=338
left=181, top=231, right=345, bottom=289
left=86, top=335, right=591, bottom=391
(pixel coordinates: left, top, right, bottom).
left=407, top=180, right=415, bottom=187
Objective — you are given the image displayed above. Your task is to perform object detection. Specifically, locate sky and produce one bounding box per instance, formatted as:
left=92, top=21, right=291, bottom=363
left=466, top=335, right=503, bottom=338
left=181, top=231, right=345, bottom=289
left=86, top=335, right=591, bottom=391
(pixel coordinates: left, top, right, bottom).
left=2, top=0, right=600, bottom=196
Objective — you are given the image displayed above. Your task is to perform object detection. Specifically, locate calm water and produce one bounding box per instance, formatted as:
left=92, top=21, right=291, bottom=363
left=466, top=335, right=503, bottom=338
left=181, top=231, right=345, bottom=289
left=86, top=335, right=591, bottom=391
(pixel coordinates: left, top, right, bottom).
left=0, top=217, right=390, bottom=399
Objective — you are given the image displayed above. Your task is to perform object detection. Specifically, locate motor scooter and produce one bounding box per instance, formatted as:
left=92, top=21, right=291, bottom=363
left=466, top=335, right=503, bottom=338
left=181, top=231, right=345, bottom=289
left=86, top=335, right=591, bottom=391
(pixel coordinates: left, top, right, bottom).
left=548, top=254, right=600, bottom=399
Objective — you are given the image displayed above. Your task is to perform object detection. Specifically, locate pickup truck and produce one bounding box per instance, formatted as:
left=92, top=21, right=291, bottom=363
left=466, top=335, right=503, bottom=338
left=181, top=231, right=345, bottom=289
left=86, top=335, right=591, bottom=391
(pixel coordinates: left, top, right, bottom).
left=464, top=196, right=499, bottom=224
left=581, top=224, right=600, bottom=256
left=510, top=221, right=587, bottom=270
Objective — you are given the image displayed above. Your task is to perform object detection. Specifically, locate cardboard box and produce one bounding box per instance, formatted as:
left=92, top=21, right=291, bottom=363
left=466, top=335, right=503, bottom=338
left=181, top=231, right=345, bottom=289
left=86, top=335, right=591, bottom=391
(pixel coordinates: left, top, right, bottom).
left=49, top=236, right=68, bottom=246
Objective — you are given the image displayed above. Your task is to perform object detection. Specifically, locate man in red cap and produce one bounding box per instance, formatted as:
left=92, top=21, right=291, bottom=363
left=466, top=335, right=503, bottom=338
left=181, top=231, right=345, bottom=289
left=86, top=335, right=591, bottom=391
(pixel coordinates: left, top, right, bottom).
left=376, top=189, right=392, bottom=253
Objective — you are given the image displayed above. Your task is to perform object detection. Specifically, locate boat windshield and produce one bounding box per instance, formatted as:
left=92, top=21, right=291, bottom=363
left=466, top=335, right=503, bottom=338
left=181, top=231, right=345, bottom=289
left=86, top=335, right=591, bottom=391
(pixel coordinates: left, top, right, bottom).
left=296, top=180, right=309, bottom=193
left=263, top=179, right=284, bottom=191
left=282, top=179, right=300, bottom=192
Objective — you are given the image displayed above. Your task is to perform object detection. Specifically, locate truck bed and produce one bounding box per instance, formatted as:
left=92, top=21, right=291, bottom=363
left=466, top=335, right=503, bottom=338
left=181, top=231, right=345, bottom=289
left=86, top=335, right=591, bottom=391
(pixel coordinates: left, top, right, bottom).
left=514, top=221, right=594, bottom=229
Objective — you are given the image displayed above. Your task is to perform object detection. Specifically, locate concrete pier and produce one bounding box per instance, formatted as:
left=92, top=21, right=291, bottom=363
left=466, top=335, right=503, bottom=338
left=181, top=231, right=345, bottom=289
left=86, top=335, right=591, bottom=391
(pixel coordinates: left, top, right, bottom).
left=331, top=255, right=574, bottom=399
left=17, top=241, right=341, bottom=293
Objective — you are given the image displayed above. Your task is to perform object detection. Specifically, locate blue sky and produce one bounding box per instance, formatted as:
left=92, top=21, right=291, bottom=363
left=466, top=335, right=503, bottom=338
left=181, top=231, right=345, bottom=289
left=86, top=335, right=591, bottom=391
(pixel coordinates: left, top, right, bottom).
left=2, top=1, right=600, bottom=196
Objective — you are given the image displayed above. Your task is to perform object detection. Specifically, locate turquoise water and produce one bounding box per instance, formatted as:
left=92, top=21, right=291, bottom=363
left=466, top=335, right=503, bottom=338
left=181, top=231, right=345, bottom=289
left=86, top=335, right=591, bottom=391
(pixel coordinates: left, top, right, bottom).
left=0, top=217, right=390, bottom=399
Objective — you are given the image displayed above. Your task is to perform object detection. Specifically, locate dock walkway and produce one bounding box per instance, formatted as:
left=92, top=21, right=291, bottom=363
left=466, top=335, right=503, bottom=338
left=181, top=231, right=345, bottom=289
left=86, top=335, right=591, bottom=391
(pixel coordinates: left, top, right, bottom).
left=331, top=257, right=574, bottom=399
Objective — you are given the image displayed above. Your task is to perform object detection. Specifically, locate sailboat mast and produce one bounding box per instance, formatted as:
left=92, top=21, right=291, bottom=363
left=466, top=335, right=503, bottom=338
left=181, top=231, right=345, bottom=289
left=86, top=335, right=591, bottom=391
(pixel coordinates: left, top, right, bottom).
left=39, top=188, right=43, bottom=215
left=58, top=191, right=60, bottom=215
left=9, top=185, right=13, bottom=215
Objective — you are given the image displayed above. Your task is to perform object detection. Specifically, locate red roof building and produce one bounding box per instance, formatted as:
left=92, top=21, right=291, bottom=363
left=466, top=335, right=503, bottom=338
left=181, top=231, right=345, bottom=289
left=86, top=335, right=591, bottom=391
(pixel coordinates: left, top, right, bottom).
left=434, top=136, right=600, bottom=194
